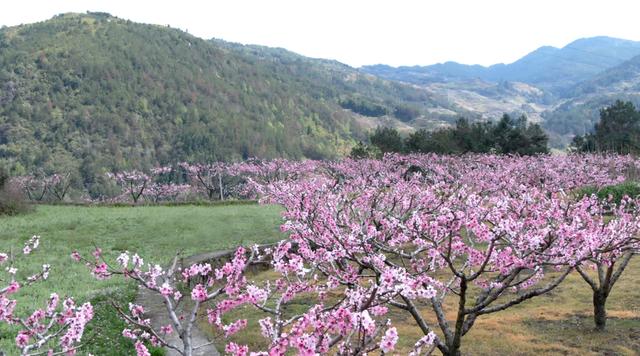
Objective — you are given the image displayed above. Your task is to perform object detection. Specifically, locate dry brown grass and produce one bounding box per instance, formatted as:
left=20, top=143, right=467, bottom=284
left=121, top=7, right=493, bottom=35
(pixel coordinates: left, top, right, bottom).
left=202, top=259, right=640, bottom=355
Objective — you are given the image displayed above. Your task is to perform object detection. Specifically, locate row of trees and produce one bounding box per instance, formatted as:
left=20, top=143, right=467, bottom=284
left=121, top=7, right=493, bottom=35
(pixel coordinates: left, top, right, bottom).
left=14, top=159, right=318, bottom=204
left=3, top=154, right=639, bottom=355
left=353, top=114, right=549, bottom=158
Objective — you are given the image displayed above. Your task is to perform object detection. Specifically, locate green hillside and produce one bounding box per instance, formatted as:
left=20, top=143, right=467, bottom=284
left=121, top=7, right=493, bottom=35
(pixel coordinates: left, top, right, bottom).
left=0, top=12, right=445, bottom=182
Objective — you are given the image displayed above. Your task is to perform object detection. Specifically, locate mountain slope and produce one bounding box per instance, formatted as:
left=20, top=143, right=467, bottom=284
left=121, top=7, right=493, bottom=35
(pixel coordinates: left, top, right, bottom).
left=543, top=54, right=640, bottom=143
left=570, top=53, right=640, bottom=96
left=361, top=37, right=640, bottom=95
left=0, top=12, right=453, bottom=181
left=361, top=37, right=640, bottom=147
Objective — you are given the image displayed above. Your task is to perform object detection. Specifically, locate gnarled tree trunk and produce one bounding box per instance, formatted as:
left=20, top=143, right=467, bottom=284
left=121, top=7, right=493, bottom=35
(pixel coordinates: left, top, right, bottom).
left=593, top=290, right=608, bottom=331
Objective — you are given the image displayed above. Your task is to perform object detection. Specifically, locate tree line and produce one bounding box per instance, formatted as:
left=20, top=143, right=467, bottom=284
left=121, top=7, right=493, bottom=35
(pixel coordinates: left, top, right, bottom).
left=352, top=114, right=549, bottom=158
left=571, top=100, right=640, bottom=154
left=356, top=101, right=640, bottom=158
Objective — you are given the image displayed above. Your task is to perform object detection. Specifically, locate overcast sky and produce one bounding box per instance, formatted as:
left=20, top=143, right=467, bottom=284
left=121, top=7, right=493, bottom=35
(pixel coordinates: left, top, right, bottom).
left=2, top=0, right=640, bottom=67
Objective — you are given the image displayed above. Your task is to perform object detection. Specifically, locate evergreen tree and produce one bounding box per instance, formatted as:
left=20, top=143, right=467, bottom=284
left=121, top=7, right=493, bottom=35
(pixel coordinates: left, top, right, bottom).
left=370, top=127, right=404, bottom=153
left=572, top=101, right=640, bottom=154
left=401, top=114, right=548, bottom=155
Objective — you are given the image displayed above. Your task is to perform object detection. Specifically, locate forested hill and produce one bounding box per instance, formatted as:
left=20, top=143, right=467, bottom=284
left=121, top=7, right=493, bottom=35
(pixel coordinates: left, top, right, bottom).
left=0, top=12, right=448, bottom=181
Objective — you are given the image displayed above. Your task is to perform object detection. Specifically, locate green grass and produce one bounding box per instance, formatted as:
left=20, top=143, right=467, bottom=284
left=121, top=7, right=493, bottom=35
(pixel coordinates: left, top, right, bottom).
left=0, top=204, right=284, bottom=354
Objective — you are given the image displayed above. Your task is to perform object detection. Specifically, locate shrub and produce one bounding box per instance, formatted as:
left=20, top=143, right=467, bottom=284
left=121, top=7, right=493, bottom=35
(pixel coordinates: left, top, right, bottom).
left=0, top=167, right=31, bottom=215
left=575, top=181, right=640, bottom=204
left=349, top=141, right=381, bottom=159
left=0, top=179, right=32, bottom=215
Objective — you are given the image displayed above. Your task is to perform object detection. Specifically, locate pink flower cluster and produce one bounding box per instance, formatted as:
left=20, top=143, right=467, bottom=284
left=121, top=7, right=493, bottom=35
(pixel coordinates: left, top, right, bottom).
left=1, top=237, right=93, bottom=355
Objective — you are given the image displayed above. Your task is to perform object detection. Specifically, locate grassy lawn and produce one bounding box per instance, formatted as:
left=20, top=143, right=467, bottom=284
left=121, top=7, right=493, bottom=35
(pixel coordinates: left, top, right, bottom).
left=0, top=204, right=284, bottom=355
left=206, top=261, right=640, bottom=355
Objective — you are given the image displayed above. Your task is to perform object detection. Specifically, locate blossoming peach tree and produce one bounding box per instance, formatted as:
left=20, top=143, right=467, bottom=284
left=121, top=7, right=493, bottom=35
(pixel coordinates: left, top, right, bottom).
left=72, top=245, right=265, bottom=356
left=0, top=236, right=93, bottom=355
left=257, top=171, right=637, bottom=356
left=573, top=197, right=640, bottom=330
left=15, top=173, right=73, bottom=202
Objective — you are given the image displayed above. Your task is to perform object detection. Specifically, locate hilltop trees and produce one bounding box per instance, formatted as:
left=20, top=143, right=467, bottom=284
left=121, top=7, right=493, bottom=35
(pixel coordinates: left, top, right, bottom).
left=571, top=100, right=640, bottom=154
left=492, top=115, right=548, bottom=154
left=339, top=97, right=388, bottom=117
left=369, top=127, right=405, bottom=154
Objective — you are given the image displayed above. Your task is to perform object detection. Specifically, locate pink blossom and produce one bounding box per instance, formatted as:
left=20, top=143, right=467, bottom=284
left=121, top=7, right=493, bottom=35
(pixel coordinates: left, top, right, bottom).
left=159, top=282, right=173, bottom=296
left=191, top=284, right=208, bottom=302
left=123, top=329, right=137, bottom=340
left=92, top=263, right=109, bottom=280
left=225, top=342, right=249, bottom=356
left=134, top=341, right=151, bottom=356
left=6, top=281, right=20, bottom=294
left=15, top=330, right=30, bottom=347
left=223, top=319, right=247, bottom=337
left=380, top=327, right=398, bottom=353
left=70, top=251, right=81, bottom=262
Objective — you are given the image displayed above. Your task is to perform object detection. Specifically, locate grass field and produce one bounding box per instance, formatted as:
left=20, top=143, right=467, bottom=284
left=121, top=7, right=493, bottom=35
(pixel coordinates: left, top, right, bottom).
left=0, top=204, right=284, bottom=355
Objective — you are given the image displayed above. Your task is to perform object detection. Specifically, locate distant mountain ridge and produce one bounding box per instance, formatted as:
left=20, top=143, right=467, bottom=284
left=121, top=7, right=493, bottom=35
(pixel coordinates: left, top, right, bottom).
left=543, top=53, right=640, bottom=140
left=362, top=37, right=640, bottom=95
left=571, top=53, right=640, bottom=96
left=361, top=37, right=640, bottom=147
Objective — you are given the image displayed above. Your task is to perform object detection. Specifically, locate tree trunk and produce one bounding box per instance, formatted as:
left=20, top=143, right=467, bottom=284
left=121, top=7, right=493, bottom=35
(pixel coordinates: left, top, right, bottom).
left=593, top=290, right=608, bottom=331
left=442, top=344, right=462, bottom=356
left=448, top=278, right=466, bottom=356
left=182, top=329, right=193, bottom=356
left=218, top=173, right=224, bottom=201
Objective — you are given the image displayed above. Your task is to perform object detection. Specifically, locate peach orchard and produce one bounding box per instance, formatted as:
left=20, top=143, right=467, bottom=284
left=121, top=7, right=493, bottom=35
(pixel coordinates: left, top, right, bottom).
left=5, top=154, right=640, bottom=355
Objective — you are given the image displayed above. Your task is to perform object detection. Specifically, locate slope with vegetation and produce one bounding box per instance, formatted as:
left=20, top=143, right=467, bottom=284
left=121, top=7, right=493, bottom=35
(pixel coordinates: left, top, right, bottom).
left=0, top=12, right=459, bottom=184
